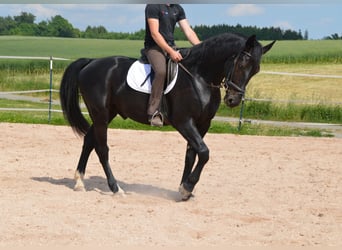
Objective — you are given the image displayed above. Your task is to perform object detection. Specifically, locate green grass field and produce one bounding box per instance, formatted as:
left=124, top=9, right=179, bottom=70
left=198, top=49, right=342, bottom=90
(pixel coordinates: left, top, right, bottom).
left=260, top=40, right=342, bottom=64
left=1, top=36, right=342, bottom=62
left=0, top=36, right=145, bottom=59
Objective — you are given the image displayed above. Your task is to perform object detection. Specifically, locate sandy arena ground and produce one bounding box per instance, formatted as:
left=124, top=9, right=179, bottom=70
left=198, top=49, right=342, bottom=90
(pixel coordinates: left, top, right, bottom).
left=0, top=123, right=341, bottom=247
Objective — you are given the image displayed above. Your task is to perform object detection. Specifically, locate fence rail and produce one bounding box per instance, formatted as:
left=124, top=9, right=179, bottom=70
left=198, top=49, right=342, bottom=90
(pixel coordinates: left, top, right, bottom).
left=0, top=56, right=69, bottom=61
left=0, top=89, right=59, bottom=94
left=245, top=97, right=342, bottom=105
left=0, top=107, right=62, bottom=113
left=260, top=70, right=342, bottom=79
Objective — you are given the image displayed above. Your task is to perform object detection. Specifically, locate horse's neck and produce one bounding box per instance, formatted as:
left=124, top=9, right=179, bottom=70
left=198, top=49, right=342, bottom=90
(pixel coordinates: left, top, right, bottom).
left=197, top=44, right=241, bottom=85
left=186, top=36, right=244, bottom=86
left=197, top=52, right=234, bottom=86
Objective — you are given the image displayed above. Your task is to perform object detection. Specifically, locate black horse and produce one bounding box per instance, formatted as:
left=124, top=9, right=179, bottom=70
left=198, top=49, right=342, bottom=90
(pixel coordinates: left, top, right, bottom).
left=60, top=33, right=275, bottom=200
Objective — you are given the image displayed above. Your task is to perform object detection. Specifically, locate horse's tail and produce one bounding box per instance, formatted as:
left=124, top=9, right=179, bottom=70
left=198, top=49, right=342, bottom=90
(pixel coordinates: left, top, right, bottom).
left=60, top=58, right=92, bottom=136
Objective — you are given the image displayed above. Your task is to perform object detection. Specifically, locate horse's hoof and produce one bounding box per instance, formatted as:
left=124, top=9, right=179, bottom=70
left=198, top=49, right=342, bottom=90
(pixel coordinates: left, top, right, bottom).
left=179, top=184, right=192, bottom=201
left=74, top=171, right=85, bottom=191
left=113, top=183, right=126, bottom=197
left=74, top=184, right=86, bottom=192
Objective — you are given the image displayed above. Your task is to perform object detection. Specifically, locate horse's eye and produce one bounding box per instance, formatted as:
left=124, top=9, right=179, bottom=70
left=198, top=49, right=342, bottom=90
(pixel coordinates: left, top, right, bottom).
left=239, top=59, right=247, bottom=68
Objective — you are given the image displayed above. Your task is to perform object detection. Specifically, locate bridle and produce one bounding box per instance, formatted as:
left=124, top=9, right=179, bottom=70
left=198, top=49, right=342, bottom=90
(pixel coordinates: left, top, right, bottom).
left=178, top=50, right=252, bottom=96
left=222, top=50, right=252, bottom=96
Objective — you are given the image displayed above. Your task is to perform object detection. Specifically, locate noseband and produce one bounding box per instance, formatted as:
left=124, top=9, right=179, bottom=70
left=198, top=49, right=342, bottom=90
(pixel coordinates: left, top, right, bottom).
left=223, top=50, right=252, bottom=96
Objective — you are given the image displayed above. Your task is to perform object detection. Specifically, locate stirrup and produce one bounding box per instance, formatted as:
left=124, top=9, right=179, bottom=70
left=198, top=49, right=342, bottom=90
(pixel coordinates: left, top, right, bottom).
left=149, top=111, right=164, bottom=127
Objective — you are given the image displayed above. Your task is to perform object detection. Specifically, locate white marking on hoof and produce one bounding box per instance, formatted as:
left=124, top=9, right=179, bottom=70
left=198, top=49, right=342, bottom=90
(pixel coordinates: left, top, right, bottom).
left=113, top=183, right=126, bottom=197
left=179, top=184, right=192, bottom=201
left=74, top=171, right=85, bottom=192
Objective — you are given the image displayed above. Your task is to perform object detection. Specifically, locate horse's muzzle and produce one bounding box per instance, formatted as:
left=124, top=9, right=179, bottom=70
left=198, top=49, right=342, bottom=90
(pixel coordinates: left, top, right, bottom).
left=224, top=93, right=242, bottom=108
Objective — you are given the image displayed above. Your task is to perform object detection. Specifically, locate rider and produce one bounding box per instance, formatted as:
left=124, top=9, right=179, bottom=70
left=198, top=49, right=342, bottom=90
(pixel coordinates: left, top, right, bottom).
left=144, top=4, right=201, bottom=126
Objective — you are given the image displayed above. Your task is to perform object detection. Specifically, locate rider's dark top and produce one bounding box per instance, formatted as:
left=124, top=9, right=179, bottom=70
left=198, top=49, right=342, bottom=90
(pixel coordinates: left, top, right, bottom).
left=144, top=4, right=186, bottom=49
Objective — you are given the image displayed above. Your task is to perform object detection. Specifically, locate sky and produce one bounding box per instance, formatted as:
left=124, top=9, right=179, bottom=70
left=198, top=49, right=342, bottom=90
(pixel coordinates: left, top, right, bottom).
left=0, top=3, right=341, bottom=40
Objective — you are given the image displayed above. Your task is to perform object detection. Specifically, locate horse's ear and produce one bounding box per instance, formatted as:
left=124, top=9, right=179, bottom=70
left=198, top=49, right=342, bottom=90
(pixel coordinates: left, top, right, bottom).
left=245, top=35, right=257, bottom=51
left=262, top=40, right=276, bottom=55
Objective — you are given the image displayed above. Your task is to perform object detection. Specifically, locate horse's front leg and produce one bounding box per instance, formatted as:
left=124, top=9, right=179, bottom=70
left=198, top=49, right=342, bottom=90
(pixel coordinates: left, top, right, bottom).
left=179, top=141, right=209, bottom=200
left=178, top=121, right=210, bottom=200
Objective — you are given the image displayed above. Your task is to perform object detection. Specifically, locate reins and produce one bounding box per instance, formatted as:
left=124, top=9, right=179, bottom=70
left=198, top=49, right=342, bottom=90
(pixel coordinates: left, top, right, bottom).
left=178, top=50, right=252, bottom=95
left=178, top=62, right=195, bottom=79
left=178, top=62, right=224, bottom=90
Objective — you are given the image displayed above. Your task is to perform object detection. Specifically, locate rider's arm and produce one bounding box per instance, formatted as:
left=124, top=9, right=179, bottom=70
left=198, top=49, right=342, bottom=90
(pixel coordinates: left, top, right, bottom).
left=178, top=19, right=201, bottom=46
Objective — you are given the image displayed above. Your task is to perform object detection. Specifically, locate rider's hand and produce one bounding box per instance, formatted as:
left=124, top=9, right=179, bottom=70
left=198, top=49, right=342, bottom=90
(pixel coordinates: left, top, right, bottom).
left=169, top=50, right=183, bottom=62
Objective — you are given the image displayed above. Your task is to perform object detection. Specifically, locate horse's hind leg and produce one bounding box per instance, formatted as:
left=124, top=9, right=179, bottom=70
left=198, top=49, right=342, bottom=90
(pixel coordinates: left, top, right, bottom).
left=74, top=126, right=95, bottom=191
left=92, top=112, right=122, bottom=193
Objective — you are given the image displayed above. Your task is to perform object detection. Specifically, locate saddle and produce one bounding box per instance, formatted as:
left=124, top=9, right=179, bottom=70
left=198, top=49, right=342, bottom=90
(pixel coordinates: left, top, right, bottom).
left=126, top=48, right=191, bottom=124
left=126, top=48, right=191, bottom=95
left=139, top=48, right=191, bottom=88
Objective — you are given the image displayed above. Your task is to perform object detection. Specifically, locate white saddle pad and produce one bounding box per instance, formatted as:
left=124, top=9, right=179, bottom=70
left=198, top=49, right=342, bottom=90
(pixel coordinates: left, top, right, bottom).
left=126, top=60, right=178, bottom=94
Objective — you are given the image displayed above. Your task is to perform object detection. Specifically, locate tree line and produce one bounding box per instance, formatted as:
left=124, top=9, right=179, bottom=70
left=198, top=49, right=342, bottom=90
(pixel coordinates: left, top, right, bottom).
left=0, top=12, right=340, bottom=40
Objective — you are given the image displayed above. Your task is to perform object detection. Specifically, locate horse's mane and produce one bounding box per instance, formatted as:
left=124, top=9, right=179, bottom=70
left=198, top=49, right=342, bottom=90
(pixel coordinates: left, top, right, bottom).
left=185, top=33, right=246, bottom=65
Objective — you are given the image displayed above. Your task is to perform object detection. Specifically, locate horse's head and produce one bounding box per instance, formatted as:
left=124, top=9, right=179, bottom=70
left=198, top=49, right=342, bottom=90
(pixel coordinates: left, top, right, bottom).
left=223, top=35, right=275, bottom=108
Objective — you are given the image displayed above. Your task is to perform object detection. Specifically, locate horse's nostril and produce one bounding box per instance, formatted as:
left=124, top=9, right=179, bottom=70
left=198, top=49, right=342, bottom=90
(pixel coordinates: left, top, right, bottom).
left=224, top=95, right=234, bottom=105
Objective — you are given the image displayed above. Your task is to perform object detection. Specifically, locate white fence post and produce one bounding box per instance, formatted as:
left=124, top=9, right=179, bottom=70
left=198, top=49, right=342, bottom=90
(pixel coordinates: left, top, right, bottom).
left=0, top=55, right=70, bottom=121
left=49, top=56, right=53, bottom=123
